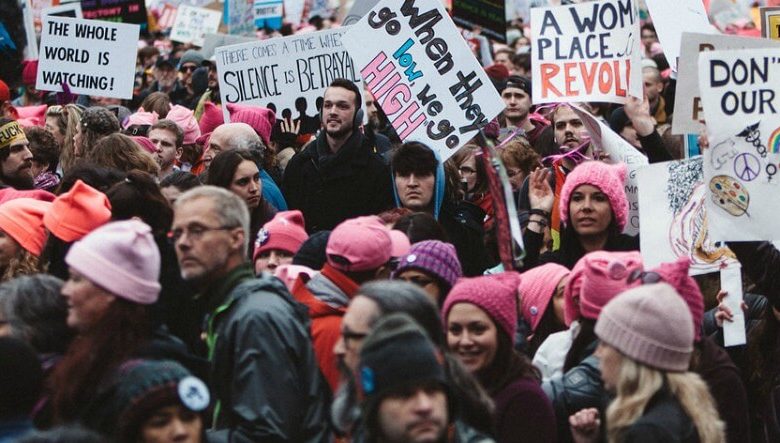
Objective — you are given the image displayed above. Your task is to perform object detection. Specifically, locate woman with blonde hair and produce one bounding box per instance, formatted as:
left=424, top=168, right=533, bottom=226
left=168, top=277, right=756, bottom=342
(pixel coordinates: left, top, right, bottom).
left=44, top=104, right=82, bottom=173
left=0, top=198, right=51, bottom=281
left=88, top=133, right=160, bottom=176
left=570, top=283, right=725, bottom=443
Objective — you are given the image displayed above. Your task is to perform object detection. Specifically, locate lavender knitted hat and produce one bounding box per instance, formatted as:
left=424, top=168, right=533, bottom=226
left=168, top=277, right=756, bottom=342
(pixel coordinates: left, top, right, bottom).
left=595, top=283, right=694, bottom=372
left=560, top=161, right=628, bottom=231
left=443, top=272, right=522, bottom=340
left=392, top=240, right=462, bottom=291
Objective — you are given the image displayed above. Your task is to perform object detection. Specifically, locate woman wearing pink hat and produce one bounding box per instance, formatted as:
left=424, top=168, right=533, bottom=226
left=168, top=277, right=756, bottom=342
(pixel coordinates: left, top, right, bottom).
left=524, top=161, right=638, bottom=270
left=0, top=198, right=51, bottom=281
left=252, top=210, right=309, bottom=275
left=443, top=272, right=556, bottom=443
left=518, top=263, right=571, bottom=356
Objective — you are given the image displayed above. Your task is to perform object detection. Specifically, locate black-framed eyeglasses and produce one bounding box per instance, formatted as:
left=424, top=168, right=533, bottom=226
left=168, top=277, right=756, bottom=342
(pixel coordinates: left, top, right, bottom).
left=167, top=224, right=235, bottom=244
left=627, top=270, right=663, bottom=285
left=179, top=65, right=198, bottom=73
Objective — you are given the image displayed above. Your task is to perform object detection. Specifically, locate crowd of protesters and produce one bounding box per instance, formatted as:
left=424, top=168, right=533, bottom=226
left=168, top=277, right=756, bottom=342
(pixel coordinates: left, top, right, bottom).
left=0, top=1, right=775, bottom=442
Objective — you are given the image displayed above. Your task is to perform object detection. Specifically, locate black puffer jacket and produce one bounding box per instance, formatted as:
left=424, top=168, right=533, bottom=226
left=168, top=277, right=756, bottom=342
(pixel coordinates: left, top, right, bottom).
left=282, top=130, right=393, bottom=232
left=204, top=265, right=330, bottom=442
left=618, top=385, right=699, bottom=442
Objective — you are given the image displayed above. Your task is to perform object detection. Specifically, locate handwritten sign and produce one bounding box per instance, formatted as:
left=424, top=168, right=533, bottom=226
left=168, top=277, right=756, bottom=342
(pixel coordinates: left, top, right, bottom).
left=343, top=0, right=504, bottom=161
left=226, top=0, right=255, bottom=36
left=170, top=5, right=222, bottom=47
left=530, top=0, right=642, bottom=105
left=42, top=3, right=83, bottom=20
left=36, top=16, right=139, bottom=99
left=216, top=28, right=360, bottom=131
left=761, top=6, right=780, bottom=41
left=254, top=0, right=283, bottom=29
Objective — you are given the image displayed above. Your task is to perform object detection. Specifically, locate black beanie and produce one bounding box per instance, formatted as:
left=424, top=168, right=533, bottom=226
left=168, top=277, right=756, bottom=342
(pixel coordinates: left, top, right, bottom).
left=0, top=337, right=43, bottom=418
left=609, top=107, right=631, bottom=134
left=293, top=230, right=331, bottom=270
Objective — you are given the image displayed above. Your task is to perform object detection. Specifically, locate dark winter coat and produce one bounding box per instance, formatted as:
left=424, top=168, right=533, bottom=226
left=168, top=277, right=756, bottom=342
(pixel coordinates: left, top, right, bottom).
left=493, top=377, right=556, bottom=443
left=617, top=386, right=699, bottom=443
left=282, top=130, right=393, bottom=232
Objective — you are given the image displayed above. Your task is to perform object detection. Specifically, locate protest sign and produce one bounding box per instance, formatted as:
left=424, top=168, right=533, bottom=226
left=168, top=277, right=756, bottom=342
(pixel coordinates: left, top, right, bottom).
left=254, top=0, right=283, bottom=29
left=226, top=0, right=255, bottom=35
left=36, top=16, right=139, bottom=99
left=42, top=3, right=83, bottom=19
left=216, top=28, right=360, bottom=132
left=672, top=32, right=780, bottom=135
left=343, top=0, right=380, bottom=25
left=22, top=0, right=38, bottom=59
left=699, top=48, right=780, bottom=241
left=644, top=0, right=716, bottom=74
left=201, top=33, right=255, bottom=59
left=570, top=105, right=648, bottom=235
left=343, top=0, right=504, bottom=161
left=30, top=0, right=55, bottom=33
left=452, top=0, right=507, bottom=43
left=721, top=265, right=746, bottom=347
left=170, top=5, right=222, bottom=46
left=637, top=157, right=738, bottom=274
left=530, top=0, right=642, bottom=105
left=761, top=7, right=780, bottom=40
left=81, top=0, right=148, bottom=27
left=284, top=0, right=306, bottom=25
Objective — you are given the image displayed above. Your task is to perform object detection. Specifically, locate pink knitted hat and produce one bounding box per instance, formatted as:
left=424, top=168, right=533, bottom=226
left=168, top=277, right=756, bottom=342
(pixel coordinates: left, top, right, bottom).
left=15, top=105, right=48, bottom=127
left=564, top=251, right=643, bottom=326
left=0, top=198, right=52, bottom=256
left=518, top=263, right=570, bottom=332
left=326, top=216, right=410, bottom=272
left=226, top=103, right=275, bottom=146
left=166, top=105, right=201, bottom=145
left=596, top=283, right=694, bottom=372
left=44, top=180, right=112, bottom=242
left=198, top=102, right=224, bottom=136
left=124, top=108, right=158, bottom=129
left=650, top=258, right=704, bottom=341
left=132, top=136, right=157, bottom=154
left=253, top=210, right=309, bottom=260
left=443, top=272, right=522, bottom=340
left=65, top=219, right=161, bottom=305
left=560, top=161, right=628, bottom=231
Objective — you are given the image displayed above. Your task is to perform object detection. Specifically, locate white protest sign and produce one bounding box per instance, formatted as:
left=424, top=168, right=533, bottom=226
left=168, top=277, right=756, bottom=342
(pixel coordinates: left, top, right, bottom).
left=22, top=0, right=38, bottom=59
left=42, top=3, right=83, bottom=19
left=170, top=5, right=222, bottom=47
left=201, top=32, right=255, bottom=59
left=216, top=28, right=360, bottom=132
left=227, top=0, right=256, bottom=36
left=284, top=0, right=306, bottom=26
left=721, top=265, right=746, bottom=347
left=343, top=0, right=381, bottom=25
left=36, top=16, right=139, bottom=99
left=644, top=0, right=717, bottom=74
left=672, top=32, right=780, bottom=135
left=571, top=105, right=648, bottom=236
left=699, top=48, right=780, bottom=241
left=343, top=0, right=504, bottom=161
left=530, top=0, right=642, bottom=105
left=637, top=157, right=738, bottom=274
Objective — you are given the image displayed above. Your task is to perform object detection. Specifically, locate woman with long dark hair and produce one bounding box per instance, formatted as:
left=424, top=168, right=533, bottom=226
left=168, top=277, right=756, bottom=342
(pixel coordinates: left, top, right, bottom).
left=443, top=272, right=556, bottom=443
left=206, top=149, right=276, bottom=256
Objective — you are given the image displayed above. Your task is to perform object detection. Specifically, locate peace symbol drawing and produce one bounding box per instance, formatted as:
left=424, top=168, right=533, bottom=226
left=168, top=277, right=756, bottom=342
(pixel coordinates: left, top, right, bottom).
left=733, top=152, right=761, bottom=182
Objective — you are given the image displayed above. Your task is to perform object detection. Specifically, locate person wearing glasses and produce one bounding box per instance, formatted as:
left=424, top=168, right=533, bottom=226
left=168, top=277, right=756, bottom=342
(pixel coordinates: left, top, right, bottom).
left=170, top=186, right=329, bottom=442
left=170, top=50, right=205, bottom=109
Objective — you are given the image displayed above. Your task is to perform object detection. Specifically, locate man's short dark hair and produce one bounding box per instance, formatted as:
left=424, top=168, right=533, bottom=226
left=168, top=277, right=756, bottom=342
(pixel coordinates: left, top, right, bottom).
left=150, top=119, right=184, bottom=147
left=327, top=78, right=362, bottom=110
left=24, top=127, right=59, bottom=173
left=392, top=142, right=438, bottom=177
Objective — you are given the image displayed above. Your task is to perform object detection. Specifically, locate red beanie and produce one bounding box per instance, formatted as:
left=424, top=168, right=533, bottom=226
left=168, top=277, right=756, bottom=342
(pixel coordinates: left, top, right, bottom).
left=564, top=251, right=644, bottom=326
left=0, top=80, right=9, bottom=102
left=253, top=210, right=309, bottom=261
left=0, top=198, right=52, bottom=256
left=22, top=60, right=39, bottom=87
left=650, top=258, right=704, bottom=341
left=227, top=103, right=275, bottom=147
left=443, top=272, right=522, bottom=341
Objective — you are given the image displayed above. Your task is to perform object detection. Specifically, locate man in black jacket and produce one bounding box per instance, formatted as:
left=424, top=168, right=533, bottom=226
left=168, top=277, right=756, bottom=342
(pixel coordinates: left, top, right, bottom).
left=171, top=185, right=329, bottom=442
left=282, top=78, right=393, bottom=232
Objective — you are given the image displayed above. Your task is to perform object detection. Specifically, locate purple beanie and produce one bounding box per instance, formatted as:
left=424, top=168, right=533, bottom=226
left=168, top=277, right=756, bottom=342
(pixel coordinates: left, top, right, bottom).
left=65, top=219, right=161, bottom=305
left=560, top=161, right=628, bottom=231
left=392, top=240, right=462, bottom=291
left=443, top=272, right=521, bottom=341
left=596, top=283, right=694, bottom=372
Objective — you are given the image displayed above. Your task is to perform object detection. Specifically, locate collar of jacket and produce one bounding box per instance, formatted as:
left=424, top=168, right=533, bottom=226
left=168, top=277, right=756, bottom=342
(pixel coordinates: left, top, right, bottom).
left=319, top=263, right=360, bottom=299
left=307, top=130, right=371, bottom=181
left=202, top=263, right=255, bottom=313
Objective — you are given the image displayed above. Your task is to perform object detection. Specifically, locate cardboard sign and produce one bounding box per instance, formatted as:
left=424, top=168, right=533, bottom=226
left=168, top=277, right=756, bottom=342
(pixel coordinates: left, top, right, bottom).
left=644, top=0, right=716, bottom=74
left=170, top=5, right=222, bottom=46
left=571, top=105, right=648, bottom=236
left=452, top=0, right=507, bottom=43
left=36, top=16, right=139, bottom=99
left=343, top=0, right=504, bottom=161
left=254, top=0, right=283, bottom=29
left=699, top=48, right=780, bottom=241
left=81, top=0, right=148, bottom=27
left=672, top=32, right=780, bottom=135
left=530, top=0, right=642, bottom=105
left=216, top=28, right=360, bottom=132
left=226, top=0, right=255, bottom=35
left=42, top=3, right=83, bottom=19
left=637, top=157, right=738, bottom=274
left=761, top=6, right=780, bottom=40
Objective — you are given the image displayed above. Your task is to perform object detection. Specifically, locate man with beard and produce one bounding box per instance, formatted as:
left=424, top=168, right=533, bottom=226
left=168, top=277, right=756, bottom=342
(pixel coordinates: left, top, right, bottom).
left=282, top=78, right=393, bottom=232
left=0, top=118, right=35, bottom=190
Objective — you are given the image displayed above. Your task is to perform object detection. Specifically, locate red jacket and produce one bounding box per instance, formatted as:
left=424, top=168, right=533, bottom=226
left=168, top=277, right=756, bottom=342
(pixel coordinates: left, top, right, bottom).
left=291, top=264, right=359, bottom=392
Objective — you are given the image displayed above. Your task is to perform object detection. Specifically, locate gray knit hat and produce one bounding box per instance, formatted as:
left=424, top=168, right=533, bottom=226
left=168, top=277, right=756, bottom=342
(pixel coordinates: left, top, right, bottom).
left=595, top=283, right=694, bottom=372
